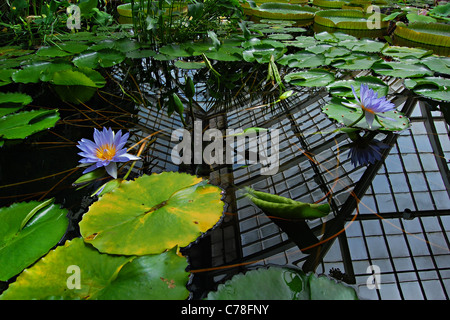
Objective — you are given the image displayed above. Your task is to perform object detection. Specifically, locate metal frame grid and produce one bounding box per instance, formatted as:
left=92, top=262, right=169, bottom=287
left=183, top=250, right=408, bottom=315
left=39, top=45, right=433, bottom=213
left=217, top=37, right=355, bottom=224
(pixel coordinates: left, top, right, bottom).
left=203, top=73, right=450, bottom=299
left=129, top=64, right=450, bottom=299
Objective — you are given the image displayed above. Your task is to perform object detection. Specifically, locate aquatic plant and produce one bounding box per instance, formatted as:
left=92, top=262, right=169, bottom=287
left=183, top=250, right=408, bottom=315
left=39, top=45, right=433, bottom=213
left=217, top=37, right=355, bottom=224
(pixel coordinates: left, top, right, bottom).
left=341, top=84, right=397, bottom=129
left=77, top=127, right=140, bottom=179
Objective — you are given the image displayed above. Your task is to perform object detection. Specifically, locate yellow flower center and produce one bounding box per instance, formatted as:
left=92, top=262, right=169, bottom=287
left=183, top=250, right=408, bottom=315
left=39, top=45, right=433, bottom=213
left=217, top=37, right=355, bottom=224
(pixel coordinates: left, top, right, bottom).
left=95, top=144, right=117, bottom=161
left=361, top=104, right=374, bottom=114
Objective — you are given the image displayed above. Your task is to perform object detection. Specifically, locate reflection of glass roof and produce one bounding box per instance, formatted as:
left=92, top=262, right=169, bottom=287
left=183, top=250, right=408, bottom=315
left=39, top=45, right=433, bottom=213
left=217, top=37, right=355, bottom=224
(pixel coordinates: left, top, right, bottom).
left=132, top=67, right=450, bottom=300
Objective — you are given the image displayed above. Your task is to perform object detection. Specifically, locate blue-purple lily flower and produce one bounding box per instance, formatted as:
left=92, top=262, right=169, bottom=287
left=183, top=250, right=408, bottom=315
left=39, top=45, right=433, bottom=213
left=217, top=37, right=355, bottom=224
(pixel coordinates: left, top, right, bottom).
left=348, top=138, right=389, bottom=167
left=77, top=127, right=140, bottom=179
left=342, top=84, right=396, bottom=129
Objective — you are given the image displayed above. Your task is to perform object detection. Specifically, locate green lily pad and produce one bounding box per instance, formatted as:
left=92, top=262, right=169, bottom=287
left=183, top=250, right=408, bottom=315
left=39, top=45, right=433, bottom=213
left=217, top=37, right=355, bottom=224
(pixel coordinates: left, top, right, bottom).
left=327, top=76, right=389, bottom=98
left=0, top=92, right=33, bottom=117
left=420, top=55, right=450, bottom=75
left=244, top=3, right=318, bottom=20
left=331, top=52, right=380, bottom=70
left=36, top=46, right=73, bottom=57
left=0, top=199, right=68, bottom=281
left=72, top=49, right=125, bottom=68
left=371, top=61, right=434, bottom=78
left=267, top=33, right=294, bottom=40
left=277, top=51, right=325, bottom=68
left=405, top=77, right=450, bottom=102
left=0, top=238, right=190, bottom=300
left=11, top=62, right=73, bottom=84
left=205, top=267, right=358, bottom=300
left=174, top=60, right=206, bottom=70
left=0, top=69, right=15, bottom=86
left=394, top=22, right=450, bottom=47
left=97, top=247, right=190, bottom=300
left=284, top=69, right=335, bottom=87
left=315, top=9, right=388, bottom=30
left=159, top=44, right=194, bottom=58
left=322, top=96, right=410, bottom=131
left=11, top=62, right=52, bottom=84
left=126, top=49, right=157, bottom=59
left=382, top=46, right=432, bottom=59
left=51, top=67, right=105, bottom=88
left=0, top=109, right=60, bottom=140
left=242, top=43, right=287, bottom=63
left=340, top=39, right=386, bottom=53
left=79, top=172, right=224, bottom=255
left=204, top=46, right=243, bottom=61
left=245, top=187, right=330, bottom=220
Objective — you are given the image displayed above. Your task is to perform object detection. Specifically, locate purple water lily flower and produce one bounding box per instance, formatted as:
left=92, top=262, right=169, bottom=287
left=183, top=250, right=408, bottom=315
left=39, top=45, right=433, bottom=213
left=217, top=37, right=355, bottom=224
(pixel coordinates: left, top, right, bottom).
left=342, top=84, right=396, bottom=129
left=77, top=127, right=140, bottom=179
left=348, top=138, right=389, bottom=167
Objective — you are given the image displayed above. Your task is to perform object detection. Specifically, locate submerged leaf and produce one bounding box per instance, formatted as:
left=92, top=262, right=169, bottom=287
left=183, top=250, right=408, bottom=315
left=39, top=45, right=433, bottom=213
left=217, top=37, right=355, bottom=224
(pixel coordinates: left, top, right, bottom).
left=245, top=187, right=330, bottom=220
left=205, top=267, right=358, bottom=300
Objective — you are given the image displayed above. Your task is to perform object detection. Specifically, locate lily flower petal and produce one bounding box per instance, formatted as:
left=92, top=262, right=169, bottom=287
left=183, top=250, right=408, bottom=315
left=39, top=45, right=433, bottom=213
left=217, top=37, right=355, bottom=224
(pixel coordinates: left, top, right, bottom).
left=77, top=127, right=141, bottom=179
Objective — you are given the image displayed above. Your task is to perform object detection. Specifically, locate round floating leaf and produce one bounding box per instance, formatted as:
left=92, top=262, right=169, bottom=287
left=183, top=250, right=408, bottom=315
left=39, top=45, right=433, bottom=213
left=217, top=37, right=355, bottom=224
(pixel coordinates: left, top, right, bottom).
left=382, top=45, right=432, bottom=59
left=322, top=97, right=410, bottom=131
left=284, top=36, right=317, bottom=48
left=267, top=33, right=294, bottom=40
left=205, top=267, right=358, bottom=300
left=0, top=238, right=131, bottom=300
left=204, top=46, right=243, bottom=61
left=11, top=62, right=52, bottom=84
left=0, top=92, right=32, bottom=107
left=0, top=92, right=32, bottom=117
left=159, top=44, right=193, bottom=58
left=0, top=69, right=14, bottom=87
left=58, top=42, right=89, bottom=54
left=278, top=52, right=325, bottom=68
left=405, top=77, right=450, bottom=101
left=126, top=49, right=157, bottom=59
left=72, top=52, right=100, bottom=69
left=314, top=9, right=388, bottom=30
left=36, top=46, right=73, bottom=57
left=80, top=172, right=224, bottom=255
left=327, top=76, right=389, bottom=98
left=242, top=43, right=287, bottom=63
left=371, top=61, right=434, bottom=78
left=420, top=55, right=450, bottom=75
left=96, top=247, right=190, bottom=300
left=0, top=109, right=60, bottom=140
left=331, top=52, right=380, bottom=70
left=285, top=69, right=335, bottom=87
left=340, top=39, right=387, bottom=53
left=0, top=199, right=68, bottom=281
left=244, top=3, right=318, bottom=20
left=394, top=22, right=450, bottom=47
left=174, top=60, right=206, bottom=70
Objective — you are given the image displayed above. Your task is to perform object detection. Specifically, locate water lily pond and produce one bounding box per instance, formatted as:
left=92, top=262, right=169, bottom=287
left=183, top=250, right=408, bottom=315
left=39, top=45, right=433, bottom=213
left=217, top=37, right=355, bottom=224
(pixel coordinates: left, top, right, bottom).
left=0, top=0, right=449, bottom=301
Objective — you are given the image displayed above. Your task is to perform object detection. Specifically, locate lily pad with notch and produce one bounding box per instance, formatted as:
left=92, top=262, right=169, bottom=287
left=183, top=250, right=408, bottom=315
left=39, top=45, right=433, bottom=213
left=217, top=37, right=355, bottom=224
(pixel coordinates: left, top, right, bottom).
left=285, top=69, right=335, bottom=87
left=322, top=96, right=410, bottom=131
left=0, top=199, right=68, bottom=281
left=79, top=172, right=224, bottom=255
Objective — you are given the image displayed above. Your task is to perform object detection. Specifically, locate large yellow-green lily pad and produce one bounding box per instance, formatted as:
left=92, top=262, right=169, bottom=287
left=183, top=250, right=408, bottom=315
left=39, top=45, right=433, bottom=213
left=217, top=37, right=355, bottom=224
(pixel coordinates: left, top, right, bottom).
left=0, top=238, right=190, bottom=300
left=80, top=172, right=224, bottom=255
